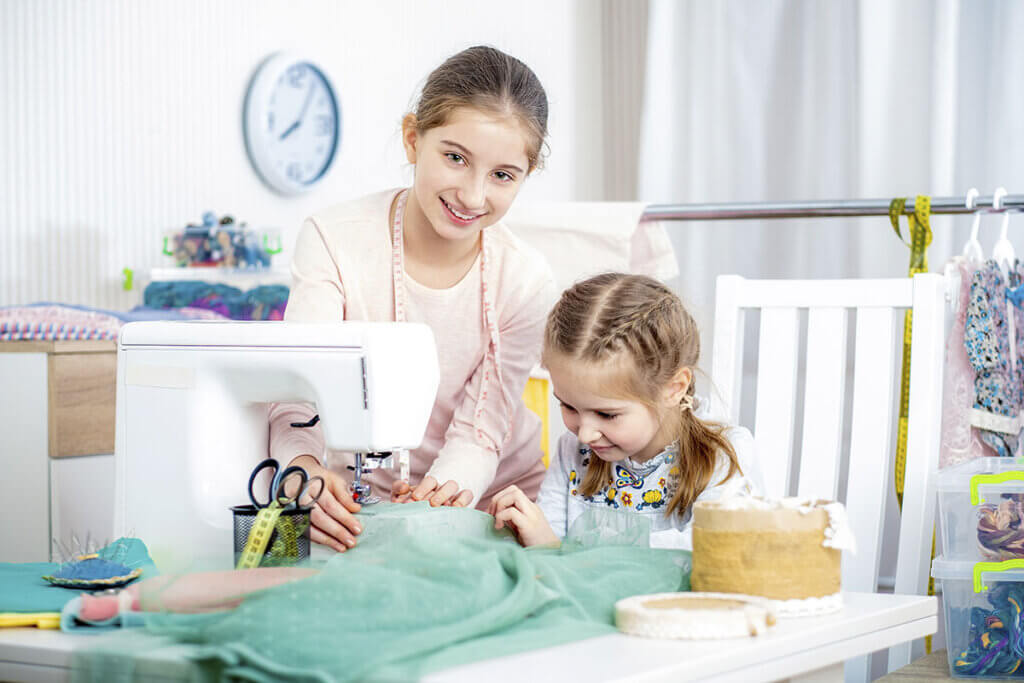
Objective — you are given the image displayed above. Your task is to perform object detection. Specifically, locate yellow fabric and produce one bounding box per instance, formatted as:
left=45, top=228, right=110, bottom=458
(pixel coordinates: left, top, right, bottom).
left=523, top=376, right=551, bottom=467
left=0, top=612, right=60, bottom=629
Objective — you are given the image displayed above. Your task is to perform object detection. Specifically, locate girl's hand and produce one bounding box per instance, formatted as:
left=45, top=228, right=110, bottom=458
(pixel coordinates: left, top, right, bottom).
left=487, top=485, right=560, bottom=547
left=398, top=476, right=473, bottom=507
left=289, top=455, right=362, bottom=553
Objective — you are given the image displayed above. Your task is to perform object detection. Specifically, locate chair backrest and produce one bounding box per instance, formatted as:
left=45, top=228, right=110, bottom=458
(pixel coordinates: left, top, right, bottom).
left=710, top=273, right=945, bottom=676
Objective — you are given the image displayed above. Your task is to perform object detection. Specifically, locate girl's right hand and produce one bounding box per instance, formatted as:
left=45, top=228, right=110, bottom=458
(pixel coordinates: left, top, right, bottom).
left=289, top=455, right=362, bottom=553
left=487, top=485, right=560, bottom=547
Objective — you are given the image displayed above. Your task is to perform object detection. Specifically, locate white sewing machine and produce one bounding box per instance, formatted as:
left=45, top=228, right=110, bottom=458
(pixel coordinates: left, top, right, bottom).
left=112, top=321, right=439, bottom=571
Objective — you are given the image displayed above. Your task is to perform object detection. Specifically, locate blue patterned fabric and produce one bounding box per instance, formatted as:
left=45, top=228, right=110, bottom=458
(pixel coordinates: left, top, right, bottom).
left=964, top=260, right=1024, bottom=457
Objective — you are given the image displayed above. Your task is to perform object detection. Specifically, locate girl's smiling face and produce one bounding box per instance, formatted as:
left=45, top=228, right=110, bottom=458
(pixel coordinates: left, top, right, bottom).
left=547, top=355, right=681, bottom=465
left=402, top=106, right=531, bottom=244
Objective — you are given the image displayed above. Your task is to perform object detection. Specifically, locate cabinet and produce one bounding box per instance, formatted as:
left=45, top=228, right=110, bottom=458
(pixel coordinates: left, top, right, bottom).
left=0, top=341, right=116, bottom=562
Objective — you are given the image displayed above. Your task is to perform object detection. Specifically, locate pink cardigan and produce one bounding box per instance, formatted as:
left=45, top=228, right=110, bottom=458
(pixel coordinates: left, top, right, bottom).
left=269, top=189, right=557, bottom=508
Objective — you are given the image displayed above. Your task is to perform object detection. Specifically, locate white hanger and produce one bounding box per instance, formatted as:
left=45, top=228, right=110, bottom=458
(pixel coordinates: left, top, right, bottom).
left=946, top=188, right=987, bottom=312
left=991, top=186, right=1015, bottom=276
left=962, top=188, right=985, bottom=262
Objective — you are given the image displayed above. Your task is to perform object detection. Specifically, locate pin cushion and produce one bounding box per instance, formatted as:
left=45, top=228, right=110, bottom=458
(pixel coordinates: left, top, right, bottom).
left=41, top=553, right=143, bottom=589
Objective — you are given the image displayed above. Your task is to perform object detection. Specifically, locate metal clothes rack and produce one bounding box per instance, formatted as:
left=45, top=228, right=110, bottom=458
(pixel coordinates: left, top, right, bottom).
left=641, top=193, right=1024, bottom=221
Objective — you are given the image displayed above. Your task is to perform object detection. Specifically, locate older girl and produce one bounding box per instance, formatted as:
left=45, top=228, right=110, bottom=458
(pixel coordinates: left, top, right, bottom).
left=270, top=46, right=557, bottom=553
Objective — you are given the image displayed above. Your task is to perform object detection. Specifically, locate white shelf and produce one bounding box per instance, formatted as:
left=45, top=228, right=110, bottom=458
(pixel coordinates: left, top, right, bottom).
left=146, top=267, right=291, bottom=286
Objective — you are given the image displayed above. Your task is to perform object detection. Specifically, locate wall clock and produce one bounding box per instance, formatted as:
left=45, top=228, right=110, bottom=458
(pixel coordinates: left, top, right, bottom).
left=244, top=53, right=341, bottom=195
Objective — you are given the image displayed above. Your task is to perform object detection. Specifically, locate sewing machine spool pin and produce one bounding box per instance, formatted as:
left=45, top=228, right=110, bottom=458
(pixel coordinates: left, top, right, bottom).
left=347, top=451, right=394, bottom=504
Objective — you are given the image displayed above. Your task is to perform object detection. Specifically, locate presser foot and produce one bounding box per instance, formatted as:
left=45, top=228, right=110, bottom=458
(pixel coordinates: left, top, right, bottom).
left=350, top=481, right=380, bottom=505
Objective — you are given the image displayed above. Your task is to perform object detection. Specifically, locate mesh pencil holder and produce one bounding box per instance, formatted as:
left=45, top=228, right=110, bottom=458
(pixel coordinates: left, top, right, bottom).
left=230, top=504, right=312, bottom=567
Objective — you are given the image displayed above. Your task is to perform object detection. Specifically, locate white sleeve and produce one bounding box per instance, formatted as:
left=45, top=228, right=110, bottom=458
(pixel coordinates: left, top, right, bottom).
left=536, top=433, right=577, bottom=539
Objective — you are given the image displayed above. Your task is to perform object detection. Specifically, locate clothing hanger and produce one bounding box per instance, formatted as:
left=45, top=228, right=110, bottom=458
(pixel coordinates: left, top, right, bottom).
left=991, top=187, right=1015, bottom=277
left=946, top=188, right=986, bottom=313
left=962, top=188, right=985, bottom=262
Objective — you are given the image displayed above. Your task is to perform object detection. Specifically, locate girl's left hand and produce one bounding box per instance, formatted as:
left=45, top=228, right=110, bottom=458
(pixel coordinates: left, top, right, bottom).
left=394, top=476, right=473, bottom=507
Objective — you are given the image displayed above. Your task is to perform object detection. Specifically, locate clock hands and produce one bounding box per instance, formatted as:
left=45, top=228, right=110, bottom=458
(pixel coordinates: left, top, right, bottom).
left=279, top=79, right=317, bottom=141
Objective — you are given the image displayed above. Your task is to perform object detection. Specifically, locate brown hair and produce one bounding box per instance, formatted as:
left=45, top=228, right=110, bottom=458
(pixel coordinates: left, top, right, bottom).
left=411, top=45, right=548, bottom=171
left=542, top=273, right=741, bottom=517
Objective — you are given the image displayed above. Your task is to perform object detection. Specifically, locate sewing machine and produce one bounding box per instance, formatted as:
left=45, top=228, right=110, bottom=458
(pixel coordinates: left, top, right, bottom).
left=112, top=320, right=439, bottom=570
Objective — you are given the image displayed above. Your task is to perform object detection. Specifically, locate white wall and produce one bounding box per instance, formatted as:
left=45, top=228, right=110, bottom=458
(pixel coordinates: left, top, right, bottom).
left=0, top=0, right=602, bottom=310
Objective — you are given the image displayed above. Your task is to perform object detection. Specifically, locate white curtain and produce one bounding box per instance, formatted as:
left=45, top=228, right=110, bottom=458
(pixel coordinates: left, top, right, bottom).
left=637, top=0, right=1024, bottom=347
left=633, top=1, right=1024, bottom=674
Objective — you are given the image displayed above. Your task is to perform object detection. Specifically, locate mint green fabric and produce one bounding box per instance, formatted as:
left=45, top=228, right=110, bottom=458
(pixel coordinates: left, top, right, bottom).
left=0, top=539, right=155, bottom=613
left=73, top=504, right=690, bottom=682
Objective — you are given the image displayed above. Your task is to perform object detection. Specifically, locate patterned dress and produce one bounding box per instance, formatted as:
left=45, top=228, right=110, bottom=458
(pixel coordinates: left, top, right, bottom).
left=964, top=260, right=1024, bottom=457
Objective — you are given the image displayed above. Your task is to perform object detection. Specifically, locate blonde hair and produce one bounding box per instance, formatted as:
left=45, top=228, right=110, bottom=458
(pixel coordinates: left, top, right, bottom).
left=542, top=273, right=741, bottom=517
left=410, top=45, right=549, bottom=171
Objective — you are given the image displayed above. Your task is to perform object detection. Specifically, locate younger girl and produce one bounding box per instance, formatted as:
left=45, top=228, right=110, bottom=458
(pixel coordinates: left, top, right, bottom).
left=269, top=46, right=557, bottom=553
left=488, top=273, right=761, bottom=548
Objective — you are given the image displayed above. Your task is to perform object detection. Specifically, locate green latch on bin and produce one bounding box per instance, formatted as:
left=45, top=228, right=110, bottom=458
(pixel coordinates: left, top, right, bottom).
left=969, top=471, right=1024, bottom=505
left=973, top=559, right=1024, bottom=593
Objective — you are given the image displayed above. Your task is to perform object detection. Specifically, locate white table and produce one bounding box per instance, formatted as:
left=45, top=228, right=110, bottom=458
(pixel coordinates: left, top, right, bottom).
left=0, top=592, right=936, bottom=683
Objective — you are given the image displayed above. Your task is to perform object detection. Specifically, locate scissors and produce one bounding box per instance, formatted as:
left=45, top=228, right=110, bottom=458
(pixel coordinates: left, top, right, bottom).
left=247, top=458, right=325, bottom=511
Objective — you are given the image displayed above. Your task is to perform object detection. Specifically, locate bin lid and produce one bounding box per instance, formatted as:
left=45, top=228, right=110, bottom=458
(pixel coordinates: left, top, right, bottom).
left=936, top=457, right=1024, bottom=493
left=932, top=556, right=1024, bottom=582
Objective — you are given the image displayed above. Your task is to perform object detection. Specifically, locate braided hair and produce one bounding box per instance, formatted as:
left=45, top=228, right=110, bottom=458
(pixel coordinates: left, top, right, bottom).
left=541, top=273, right=741, bottom=517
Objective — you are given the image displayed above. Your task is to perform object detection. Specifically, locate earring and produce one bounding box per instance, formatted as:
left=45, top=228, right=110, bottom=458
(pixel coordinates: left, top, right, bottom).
left=679, top=394, right=695, bottom=413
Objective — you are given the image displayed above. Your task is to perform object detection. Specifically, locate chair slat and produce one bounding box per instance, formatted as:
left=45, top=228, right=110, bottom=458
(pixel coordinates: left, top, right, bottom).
left=843, top=307, right=897, bottom=594
left=711, top=275, right=745, bottom=422
left=797, top=308, right=847, bottom=501
left=889, top=273, right=946, bottom=670
left=753, top=307, right=800, bottom=497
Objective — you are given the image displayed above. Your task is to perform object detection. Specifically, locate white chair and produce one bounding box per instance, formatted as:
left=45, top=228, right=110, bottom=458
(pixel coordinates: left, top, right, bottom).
left=710, top=273, right=946, bottom=682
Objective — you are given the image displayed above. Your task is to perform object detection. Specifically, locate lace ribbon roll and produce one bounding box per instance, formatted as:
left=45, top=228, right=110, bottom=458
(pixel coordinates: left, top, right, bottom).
left=615, top=592, right=776, bottom=639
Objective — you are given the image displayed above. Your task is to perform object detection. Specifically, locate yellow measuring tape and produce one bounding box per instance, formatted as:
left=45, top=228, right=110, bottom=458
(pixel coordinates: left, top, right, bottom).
left=889, top=195, right=934, bottom=652
left=889, top=196, right=932, bottom=508
left=236, top=502, right=285, bottom=570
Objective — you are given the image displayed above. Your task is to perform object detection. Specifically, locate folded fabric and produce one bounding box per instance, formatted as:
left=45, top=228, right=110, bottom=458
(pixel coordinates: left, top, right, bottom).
left=0, top=304, right=121, bottom=341
left=0, top=539, right=156, bottom=613
left=143, top=282, right=289, bottom=320
left=504, top=201, right=679, bottom=291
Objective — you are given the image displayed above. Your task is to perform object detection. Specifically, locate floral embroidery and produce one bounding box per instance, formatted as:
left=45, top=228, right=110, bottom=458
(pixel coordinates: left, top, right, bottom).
left=569, top=469, right=577, bottom=483
left=635, top=488, right=665, bottom=511
left=621, top=492, right=634, bottom=507
left=658, top=477, right=666, bottom=488
left=604, top=487, right=620, bottom=509
left=571, top=489, right=578, bottom=496
left=669, top=466, right=680, bottom=477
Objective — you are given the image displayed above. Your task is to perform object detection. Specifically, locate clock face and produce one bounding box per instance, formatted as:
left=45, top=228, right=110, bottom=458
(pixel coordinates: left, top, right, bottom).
left=244, top=54, right=341, bottom=195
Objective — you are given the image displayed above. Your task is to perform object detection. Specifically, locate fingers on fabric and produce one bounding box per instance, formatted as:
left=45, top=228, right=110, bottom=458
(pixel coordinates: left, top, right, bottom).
left=310, top=504, right=359, bottom=551
left=411, top=476, right=438, bottom=501
left=493, top=507, right=530, bottom=534
left=430, top=480, right=460, bottom=507
left=391, top=480, right=413, bottom=503
left=449, top=489, right=473, bottom=508
left=325, top=470, right=362, bottom=514
left=309, top=524, right=349, bottom=554
left=487, top=485, right=530, bottom=517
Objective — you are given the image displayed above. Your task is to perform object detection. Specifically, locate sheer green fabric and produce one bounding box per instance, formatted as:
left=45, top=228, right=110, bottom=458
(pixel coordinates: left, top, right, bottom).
left=73, top=503, right=690, bottom=682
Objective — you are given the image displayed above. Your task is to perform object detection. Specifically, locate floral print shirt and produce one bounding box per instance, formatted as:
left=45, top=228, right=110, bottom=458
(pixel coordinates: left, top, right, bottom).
left=536, top=399, right=761, bottom=550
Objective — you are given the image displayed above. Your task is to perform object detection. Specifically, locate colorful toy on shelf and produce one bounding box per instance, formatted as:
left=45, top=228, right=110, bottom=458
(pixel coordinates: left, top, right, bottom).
left=163, top=211, right=281, bottom=269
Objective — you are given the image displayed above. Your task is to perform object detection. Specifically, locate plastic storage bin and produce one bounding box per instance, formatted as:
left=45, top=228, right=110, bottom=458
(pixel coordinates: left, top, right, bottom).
left=938, top=458, right=1024, bottom=561
left=933, top=557, right=1024, bottom=678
